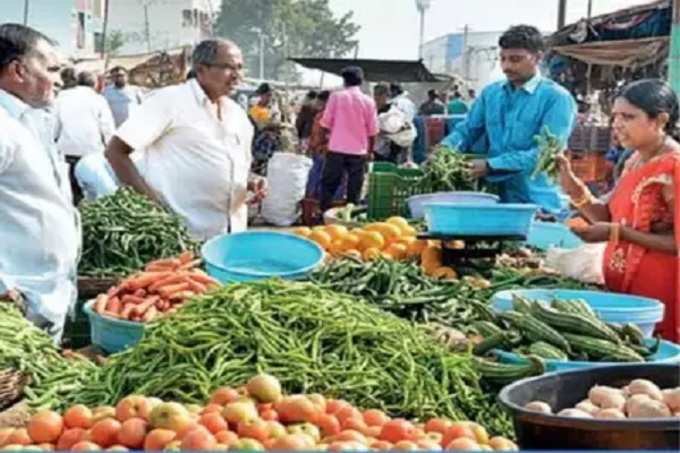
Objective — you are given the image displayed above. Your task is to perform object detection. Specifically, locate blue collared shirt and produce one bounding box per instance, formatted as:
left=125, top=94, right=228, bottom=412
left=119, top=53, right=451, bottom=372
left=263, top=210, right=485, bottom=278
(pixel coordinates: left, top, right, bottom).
left=441, top=75, right=576, bottom=213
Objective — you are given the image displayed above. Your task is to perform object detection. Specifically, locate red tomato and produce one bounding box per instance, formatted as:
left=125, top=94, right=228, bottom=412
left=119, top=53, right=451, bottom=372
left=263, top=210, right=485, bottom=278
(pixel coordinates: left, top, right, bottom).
left=441, top=423, right=477, bottom=447
left=362, top=409, right=389, bottom=427
left=313, top=413, right=341, bottom=438
left=379, top=419, right=415, bottom=443
left=424, top=418, right=452, bottom=435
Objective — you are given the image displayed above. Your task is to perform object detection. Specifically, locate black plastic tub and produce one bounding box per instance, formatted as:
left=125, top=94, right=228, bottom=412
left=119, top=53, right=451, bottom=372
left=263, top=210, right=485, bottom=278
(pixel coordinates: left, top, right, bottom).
left=498, top=364, right=680, bottom=450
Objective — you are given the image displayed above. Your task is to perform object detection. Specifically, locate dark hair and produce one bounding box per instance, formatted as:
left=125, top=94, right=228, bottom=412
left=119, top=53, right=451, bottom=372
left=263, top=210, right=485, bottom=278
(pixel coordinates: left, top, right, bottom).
left=256, top=82, right=272, bottom=95
left=0, top=23, right=55, bottom=70
left=109, top=66, right=128, bottom=75
left=186, top=69, right=196, bottom=80
left=77, top=70, right=96, bottom=88
left=341, top=66, right=364, bottom=87
left=390, top=82, right=403, bottom=97
left=373, top=83, right=389, bottom=97
left=427, top=89, right=438, bottom=99
left=617, top=78, right=680, bottom=136
left=452, top=91, right=461, bottom=98
left=318, top=90, right=330, bottom=102
left=499, top=25, right=544, bottom=53
left=60, top=67, right=77, bottom=88
left=306, top=90, right=318, bottom=99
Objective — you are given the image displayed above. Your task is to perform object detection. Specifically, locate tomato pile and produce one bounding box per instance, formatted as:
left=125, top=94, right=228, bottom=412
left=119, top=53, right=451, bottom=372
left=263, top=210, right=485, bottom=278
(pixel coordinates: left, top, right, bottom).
left=2, top=374, right=518, bottom=451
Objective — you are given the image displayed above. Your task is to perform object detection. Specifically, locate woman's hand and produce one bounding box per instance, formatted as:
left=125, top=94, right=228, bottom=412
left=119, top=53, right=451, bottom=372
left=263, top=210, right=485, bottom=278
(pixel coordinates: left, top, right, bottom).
left=556, top=153, right=586, bottom=198
left=571, top=222, right=612, bottom=243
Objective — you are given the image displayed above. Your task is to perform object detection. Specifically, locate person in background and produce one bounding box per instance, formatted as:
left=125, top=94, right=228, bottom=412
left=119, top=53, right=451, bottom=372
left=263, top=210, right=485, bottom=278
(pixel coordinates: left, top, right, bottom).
left=59, top=67, right=77, bottom=91
left=105, top=38, right=266, bottom=239
left=55, top=70, right=115, bottom=203
left=467, top=88, right=477, bottom=102
left=320, top=66, right=378, bottom=211
left=440, top=24, right=576, bottom=215
left=389, top=82, right=416, bottom=122
left=103, top=66, right=142, bottom=127
left=307, top=90, right=345, bottom=202
left=295, top=90, right=318, bottom=150
left=374, top=82, right=408, bottom=164
left=419, top=89, right=445, bottom=116
left=604, top=129, right=633, bottom=187
left=560, top=79, right=678, bottom=342
left=0, top=23, right=80, bottom=342
left=249, top=82, right=273, bottom=130
left=447, top=90, right=469, bottom=115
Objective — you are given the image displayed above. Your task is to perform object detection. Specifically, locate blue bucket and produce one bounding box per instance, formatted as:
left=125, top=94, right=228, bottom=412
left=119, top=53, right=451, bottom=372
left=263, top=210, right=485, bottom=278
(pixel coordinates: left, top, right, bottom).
left=407, top=192, right=499, bottom=219
left=202, top=231, right=324, bottom=283
left=491, top=289, right=665, bottom=337
left=83, top=300, right=145, bottom=353
left=423, top=203, right=538, bottom=236
left=525, top=221, right=583, bottom=250
left=494, top=339, right=680, bottom=372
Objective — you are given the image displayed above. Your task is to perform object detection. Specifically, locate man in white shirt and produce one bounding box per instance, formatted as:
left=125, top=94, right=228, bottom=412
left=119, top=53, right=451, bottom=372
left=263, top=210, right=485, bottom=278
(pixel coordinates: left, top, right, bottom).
left=0, top=23, right=81, bottom=342
left=56, top=70, right=115, bottom=202
left=103, top=66, right=142, bottom=127
left=389, top=83, right=417, bottom=122
left=106, top=39, right=266, bottom=240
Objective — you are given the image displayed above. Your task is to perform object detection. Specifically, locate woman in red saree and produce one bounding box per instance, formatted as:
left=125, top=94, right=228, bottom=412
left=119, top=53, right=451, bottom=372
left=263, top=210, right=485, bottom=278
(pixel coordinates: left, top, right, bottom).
left=560, top=79, right=679, bottom=342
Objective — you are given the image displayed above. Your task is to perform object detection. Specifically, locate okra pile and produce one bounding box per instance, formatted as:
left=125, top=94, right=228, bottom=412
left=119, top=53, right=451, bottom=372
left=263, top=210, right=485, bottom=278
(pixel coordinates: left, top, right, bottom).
left=531, top=126, right=562, bottom=180
left=79, top=188, right=199, bottom=277
left=421, top=146, right=478, bottom=192
left=469, top=295, right=660, bottom=364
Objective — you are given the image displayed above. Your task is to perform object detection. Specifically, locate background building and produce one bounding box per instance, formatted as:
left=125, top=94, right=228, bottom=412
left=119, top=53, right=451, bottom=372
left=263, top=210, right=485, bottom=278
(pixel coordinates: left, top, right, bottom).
left=0, top=0, right=106, bottom=59
left=107, top=0, right=214, bottom=55
left=422, top=30, right=504, bottom=92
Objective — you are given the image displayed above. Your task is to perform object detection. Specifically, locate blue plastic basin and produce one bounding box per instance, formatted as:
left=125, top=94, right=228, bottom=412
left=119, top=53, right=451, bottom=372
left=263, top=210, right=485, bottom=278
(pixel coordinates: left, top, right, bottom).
left=202, top=231, right=324, bottom=283
left=494, top=339, right=680, bottom=372
left=407, top=192, right=499, bottom=219
left=423, top=203, right=538, bottom=236
left=525, top=221, right=583, bottom=250
left=83, top=300, right=145, bottom=353
left=491, top=289, right=665, bottom=337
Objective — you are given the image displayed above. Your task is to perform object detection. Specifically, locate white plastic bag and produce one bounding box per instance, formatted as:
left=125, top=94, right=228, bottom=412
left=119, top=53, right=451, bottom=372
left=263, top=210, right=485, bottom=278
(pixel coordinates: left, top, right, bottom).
left=261, top=152, right=312, bottom=226
left=545, top=242, right=607, bottom=285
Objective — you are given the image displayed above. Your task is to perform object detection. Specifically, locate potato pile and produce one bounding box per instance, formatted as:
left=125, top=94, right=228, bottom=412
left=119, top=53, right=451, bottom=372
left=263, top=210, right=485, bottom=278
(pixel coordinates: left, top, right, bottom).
left=525, top=379, right=680, bottom=419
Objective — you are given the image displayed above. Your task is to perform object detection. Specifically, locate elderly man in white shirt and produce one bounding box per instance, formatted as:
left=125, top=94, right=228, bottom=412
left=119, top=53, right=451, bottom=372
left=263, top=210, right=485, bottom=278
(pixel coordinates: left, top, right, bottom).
left=0, top=23, right=81, bottom=342
left=106, top=39, right=266, bottom=240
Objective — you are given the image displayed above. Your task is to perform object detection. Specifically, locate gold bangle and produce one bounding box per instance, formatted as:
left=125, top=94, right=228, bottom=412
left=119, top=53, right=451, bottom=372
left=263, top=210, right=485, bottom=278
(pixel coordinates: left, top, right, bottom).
left=571, top=191, right=594, bottom=208
left=610, top=223, right=621, bottom=244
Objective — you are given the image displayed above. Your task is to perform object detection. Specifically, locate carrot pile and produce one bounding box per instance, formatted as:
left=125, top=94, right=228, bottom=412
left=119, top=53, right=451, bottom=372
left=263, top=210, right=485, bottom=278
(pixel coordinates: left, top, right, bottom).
left=92, top=252, right=220, bottom=323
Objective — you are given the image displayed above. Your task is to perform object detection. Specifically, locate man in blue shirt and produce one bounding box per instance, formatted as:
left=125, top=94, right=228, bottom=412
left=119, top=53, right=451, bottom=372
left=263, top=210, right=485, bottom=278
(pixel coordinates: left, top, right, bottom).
left=441, top=25, right=576, bottom=214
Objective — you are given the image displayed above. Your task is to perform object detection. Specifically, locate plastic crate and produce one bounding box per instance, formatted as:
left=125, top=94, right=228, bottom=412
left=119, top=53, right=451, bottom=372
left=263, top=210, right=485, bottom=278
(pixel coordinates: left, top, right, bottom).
left=367, top=162, right=427, bottom=219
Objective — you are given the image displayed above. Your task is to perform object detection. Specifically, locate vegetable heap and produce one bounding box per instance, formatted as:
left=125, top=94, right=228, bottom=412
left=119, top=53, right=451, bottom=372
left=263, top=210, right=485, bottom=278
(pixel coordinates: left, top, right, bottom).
left=0, top=304, right=97, bottom=411
left=79, top=188, right=198, bottom=277
left=70, top=280, right=512, bottom=436
left=531, top=126, right=562, bottom=180
left=421, top=146, right=477, bottom=192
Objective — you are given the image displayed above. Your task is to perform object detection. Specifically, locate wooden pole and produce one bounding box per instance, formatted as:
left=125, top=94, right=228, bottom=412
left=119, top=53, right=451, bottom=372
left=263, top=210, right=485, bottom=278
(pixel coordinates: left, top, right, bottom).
left=669, top=0, right=680, bottom=93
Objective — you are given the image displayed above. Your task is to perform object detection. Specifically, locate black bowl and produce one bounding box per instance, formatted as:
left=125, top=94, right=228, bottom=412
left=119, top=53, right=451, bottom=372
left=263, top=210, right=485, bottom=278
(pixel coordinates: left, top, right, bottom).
left=498, top=364, right=680, bottom=450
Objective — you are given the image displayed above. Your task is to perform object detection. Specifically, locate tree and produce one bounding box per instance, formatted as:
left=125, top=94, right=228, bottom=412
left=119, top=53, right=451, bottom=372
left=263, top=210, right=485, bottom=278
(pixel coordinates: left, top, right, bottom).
left=215, top=0, right=360, bottom=81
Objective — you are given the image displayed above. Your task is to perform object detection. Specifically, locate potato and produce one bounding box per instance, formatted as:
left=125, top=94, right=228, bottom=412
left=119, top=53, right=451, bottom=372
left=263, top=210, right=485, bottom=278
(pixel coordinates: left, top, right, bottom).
left=628, top=398, right=672, bottom=418
left=557, top=408, right=593, bottom=418
left=588, top=385, right=623, bottom=407
left=627, top=379, right=663, bottom=401
left=625, top=394, right=652, bottom=416
left=595, top=408, right=626, bottom=419
left=662, top=388, right=680, bottom=412
left=524, top=401, right=552, bottom=414
left=575, top=399, right=600, bottom=416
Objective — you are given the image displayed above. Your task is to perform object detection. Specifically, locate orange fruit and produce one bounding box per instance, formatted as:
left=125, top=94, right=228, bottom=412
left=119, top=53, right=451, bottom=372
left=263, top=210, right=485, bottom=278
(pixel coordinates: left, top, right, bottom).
left=89, top=418, right=122, bottom=448
left=386, top=216, right=409, bottom=230
left=363, top=409, right=390, bottom=428
left=400, top=225, right=418, bottom=237
left=381, top=251, right=394, bottom=260
left=340, top=233, right=361, bottom=250
left=421, top=245, right=442, bottom=267
left=328, top=239, right=346, bottom=256
left=63, top=405, right=93, bottom=430
left=406, top=239, right=426, bottom=257
left=143, top=429, right=176, bottom=450
left=117, top=418, right=148, bottom=449
left=362, top=247, right=382, bottom=261
left=27, top=410, right=64, bottom=444
left=359, top=231, right=385, bottom=251
left=366, top=223, right=401, bottom=243
left=385, top=243, right=407, bottom=260
left=292, top=227, right=312, bottom=238
left=309, top=230, right=332, bottom=250
left=432, top=266, right=457, bottom=280
left=325, top=225, right=349, bottom=241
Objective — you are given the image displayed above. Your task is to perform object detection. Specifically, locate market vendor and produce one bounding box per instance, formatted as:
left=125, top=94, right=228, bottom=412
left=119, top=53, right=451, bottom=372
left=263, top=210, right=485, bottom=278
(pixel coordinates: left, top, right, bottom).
left=105, top=38, right=267, bottom=240
left=0, top=24, right=80, bottom=341
left=560, top=78, right=679, bottom=342
left=440, top=25, right=576, bottom=214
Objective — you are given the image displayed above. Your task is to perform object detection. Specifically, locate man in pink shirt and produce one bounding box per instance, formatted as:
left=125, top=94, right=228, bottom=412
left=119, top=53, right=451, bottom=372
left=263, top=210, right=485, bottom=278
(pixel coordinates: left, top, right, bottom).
left=320, top=66, right=378, bottom=211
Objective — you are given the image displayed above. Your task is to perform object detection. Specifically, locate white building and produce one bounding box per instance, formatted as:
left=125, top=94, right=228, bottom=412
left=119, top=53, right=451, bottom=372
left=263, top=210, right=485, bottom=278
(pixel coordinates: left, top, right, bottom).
left=108, top=0, right=214, bottom=55
left=422, top=31, right=505, bottom=92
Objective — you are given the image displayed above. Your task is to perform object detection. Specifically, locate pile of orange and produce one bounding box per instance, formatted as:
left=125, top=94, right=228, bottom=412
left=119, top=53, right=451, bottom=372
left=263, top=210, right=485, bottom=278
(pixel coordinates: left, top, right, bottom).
left=292, top=218, right=459, bottom=280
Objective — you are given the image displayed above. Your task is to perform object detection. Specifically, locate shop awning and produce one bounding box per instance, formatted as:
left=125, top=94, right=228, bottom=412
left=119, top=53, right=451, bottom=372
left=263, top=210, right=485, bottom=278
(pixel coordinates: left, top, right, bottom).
left=288, top=58, right=446, bottom=82
left=551, top=36, right=669, bottom=68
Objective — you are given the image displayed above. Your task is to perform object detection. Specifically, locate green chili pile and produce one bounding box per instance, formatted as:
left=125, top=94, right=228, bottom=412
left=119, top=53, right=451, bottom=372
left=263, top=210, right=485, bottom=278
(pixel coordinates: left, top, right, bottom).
left=421, top=146, right=478, bottom=192
left=79, top=188, right=198, bottom=277
left=0, top=304, right=98, bottom=411
left=70, top=280, right=512, bottom=436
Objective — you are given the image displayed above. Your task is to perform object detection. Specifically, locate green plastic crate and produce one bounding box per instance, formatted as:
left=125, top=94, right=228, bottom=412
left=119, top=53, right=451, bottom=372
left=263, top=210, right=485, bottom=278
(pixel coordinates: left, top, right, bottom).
left=367, top=162, right=428, bottom=219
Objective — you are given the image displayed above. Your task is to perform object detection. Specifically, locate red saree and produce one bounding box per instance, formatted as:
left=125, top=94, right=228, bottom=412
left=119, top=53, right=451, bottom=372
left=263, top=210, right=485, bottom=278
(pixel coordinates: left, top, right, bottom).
left=603, top=151, right=680, bottom=342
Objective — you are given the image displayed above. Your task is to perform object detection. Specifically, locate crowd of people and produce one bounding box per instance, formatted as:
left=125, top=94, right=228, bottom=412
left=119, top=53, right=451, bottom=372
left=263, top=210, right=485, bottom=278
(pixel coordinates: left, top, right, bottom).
left=0, top=21, right=677, bottom=341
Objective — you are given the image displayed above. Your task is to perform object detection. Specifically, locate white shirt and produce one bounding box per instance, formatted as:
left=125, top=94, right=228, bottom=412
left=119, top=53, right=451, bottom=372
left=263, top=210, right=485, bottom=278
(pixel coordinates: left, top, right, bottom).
left=392, top=93, right=417, bottom=122
left=115, top=79, right=254, bottom=240
left=0, top=89, right=81, bottom=339
left=56, top=86, right=115, bottom=158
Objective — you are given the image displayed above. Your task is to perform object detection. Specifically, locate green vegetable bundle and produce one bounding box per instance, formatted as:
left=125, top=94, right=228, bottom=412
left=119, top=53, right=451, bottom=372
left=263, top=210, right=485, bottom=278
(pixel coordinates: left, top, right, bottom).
left=0, top=304, right=98, bottom=411
left=531, top=126, right=562, bottom=180
left=79, top=188, right=198, bottom=277
left=71, top=280, right=512, bottom=436
left=421, top=146, right=477, bottom=192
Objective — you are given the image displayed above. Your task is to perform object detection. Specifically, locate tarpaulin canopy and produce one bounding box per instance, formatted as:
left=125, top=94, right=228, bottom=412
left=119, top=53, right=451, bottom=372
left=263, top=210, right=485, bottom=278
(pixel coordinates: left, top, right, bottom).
left=551, top=36, right=669, bottom=68
left=288, top=58, right=446, bottom=82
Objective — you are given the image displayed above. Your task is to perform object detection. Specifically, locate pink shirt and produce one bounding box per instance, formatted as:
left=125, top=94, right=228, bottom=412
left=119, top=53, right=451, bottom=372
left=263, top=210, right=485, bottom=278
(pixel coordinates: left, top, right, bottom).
left=320, top=86, right=379, bottom=155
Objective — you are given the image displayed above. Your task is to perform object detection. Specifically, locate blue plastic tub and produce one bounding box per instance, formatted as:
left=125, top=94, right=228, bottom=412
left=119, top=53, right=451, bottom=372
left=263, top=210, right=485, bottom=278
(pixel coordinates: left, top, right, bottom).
left=491, top=289, right=665, bottom=337
left=423, top=203, right=538, bottom=236
left=525, top=221, right=583, bottom=250
left=494, top=339, right=680, bottom=372
left=407, top=192, right=499, bottom=219
left=83, top=300, right=145, bottom=353
left=202, top=231, right=324, bottom=283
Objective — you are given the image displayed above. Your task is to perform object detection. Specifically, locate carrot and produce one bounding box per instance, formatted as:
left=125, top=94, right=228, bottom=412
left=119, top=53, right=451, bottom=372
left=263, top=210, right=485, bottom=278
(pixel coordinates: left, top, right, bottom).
left=157, top=282, right=191, bottom=299
left=178, top=259, right=202, bottom=271
left=126, top=271, right=173, bottom=291
left=186, top=271, right=220, bottom=286
left=178, top=251, right=194, bottom=264
left=94, top=294, right=108, bottom=314
left=106, top=296, right=122, bottom=314
left=132, top=296, right=159, bottom=316
left=120, top=304, right=135, bottom=320
left=107, top=286, right=120, bottom=298
left=142, top=306, right=158, bottom=323
left=144, top=258, right=181, bottom=271
left=167, top=290, right=196, bottom=301
left=121, top=294, right=146, bottom=305
left=185, top=278, right=208, bottom=294
left=148, top=274, right=187, bottom=293
left=103, top=310, right=121, bottom=319
left=133, top=288, right=147, bottom=298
